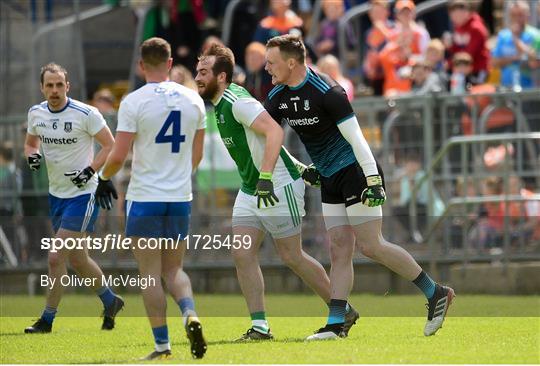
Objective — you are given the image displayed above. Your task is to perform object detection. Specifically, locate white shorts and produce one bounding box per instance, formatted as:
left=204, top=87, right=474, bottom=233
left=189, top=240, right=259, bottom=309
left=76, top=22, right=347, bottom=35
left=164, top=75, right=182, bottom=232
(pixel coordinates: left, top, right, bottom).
left=322, top=202, right=382, bottom=230
left=232, top=178, right=305, bottom=239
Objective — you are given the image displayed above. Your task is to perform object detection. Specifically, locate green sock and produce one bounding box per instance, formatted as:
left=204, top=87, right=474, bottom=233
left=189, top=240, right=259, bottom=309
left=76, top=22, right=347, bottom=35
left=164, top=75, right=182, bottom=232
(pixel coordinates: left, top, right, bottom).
left=251, top=311, right=269, bottom=334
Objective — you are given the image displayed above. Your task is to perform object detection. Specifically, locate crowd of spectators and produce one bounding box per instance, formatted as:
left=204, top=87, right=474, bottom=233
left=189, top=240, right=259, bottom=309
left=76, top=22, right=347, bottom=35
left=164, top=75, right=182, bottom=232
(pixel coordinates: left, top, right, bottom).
left=2, top=0, right=539, bottom=266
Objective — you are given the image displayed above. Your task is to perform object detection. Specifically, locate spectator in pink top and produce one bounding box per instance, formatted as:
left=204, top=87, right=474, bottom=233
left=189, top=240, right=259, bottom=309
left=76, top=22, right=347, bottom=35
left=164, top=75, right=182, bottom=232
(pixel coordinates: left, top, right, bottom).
left=317, top=54, right=355, bottom=101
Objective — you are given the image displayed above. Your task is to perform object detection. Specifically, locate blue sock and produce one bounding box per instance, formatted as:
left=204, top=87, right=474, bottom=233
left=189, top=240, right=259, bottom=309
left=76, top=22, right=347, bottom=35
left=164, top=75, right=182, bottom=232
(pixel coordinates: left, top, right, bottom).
left=41, top=306, right=57, bottom=325
left=177, top=297, right=196, bottom=317
left=327, top=299, right=347, bottom=325
left=96, top=286, right=116, bottom=308
left=413, top=271, right=436, bottom=299
left=151, top=325, right=170, bottom=352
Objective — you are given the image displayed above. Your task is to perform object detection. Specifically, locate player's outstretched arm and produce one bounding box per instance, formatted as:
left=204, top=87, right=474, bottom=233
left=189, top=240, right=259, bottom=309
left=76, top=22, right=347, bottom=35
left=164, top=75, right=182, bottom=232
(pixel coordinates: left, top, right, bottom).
left=24, top=134, right=42, bottom=171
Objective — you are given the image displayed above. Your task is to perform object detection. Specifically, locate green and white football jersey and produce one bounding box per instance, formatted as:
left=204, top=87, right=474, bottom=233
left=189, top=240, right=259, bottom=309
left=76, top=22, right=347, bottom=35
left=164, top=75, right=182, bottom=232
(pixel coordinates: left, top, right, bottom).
left=213, top=83, right=300, bottom=195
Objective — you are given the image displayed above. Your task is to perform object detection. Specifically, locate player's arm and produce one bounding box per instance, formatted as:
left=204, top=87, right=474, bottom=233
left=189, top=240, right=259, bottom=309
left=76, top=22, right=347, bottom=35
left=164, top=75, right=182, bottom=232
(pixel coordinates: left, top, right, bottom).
left=95, top=99, right=136, bottom=209
left=101, top=131, right=134, bottom=180
left=250, top=111, right=284, bottom=173
left=90, top=126, right=114, bottom=172
left=325, top=86, right=385, bottom=207
left=233, top=98, right=280, bottom=208
left=192, top=129, right=205, bottom=172
left=94, top=131, right=133, bottom=210
left=250, top=111, right=283, bottom=208
left=64, top=110, right=114, bottom=188
left=338, top=117, right=386, bottom=206
left=24, top=133, right=42, bottom=171
left=283, top=149, right=321, bottom=188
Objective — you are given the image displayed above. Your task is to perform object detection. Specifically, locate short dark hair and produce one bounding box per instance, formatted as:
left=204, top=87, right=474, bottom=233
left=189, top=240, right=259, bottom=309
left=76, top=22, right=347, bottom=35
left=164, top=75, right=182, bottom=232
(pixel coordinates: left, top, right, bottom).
left=199, top=43, right=235, bottom=83
left=140, top=37, right=171, bottom=67
left=266, top=34, right=306, bottom=64
left=40, top=63, right=68, bottom=84
left=448, top=0, right=470, bottom=11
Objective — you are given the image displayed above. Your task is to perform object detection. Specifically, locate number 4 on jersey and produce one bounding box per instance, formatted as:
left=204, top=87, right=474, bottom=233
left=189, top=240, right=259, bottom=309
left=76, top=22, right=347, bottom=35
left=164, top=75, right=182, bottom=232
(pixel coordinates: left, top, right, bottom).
left=155, top=110, right=185, bottom=153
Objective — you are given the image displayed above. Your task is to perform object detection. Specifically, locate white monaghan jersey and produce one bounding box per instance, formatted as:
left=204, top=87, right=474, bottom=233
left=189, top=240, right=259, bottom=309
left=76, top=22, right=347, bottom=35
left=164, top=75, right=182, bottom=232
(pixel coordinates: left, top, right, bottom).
left=117, top=81, right=206, bottom=202
left=27, top=98, right=106, bottom=198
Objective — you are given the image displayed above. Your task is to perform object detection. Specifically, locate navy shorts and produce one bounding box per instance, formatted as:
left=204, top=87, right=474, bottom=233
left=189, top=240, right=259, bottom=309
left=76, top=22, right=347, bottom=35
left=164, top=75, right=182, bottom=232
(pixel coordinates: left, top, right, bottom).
left=48, top=193, right=99, bottom=233
left=125, top=201, right=191, bottom=239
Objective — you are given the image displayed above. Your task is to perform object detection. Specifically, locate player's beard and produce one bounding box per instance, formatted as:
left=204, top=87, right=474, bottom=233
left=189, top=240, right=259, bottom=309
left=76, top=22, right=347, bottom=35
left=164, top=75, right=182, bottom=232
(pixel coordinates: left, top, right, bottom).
left=198, top=78, right=219, bottom=101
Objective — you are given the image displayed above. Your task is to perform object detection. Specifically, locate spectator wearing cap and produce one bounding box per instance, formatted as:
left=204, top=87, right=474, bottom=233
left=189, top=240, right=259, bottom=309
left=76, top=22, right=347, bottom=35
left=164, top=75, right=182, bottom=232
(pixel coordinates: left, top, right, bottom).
left=244, top=42, right=273, bottom=100
left=491, top=0, right=540, bottom=89
left=253, top=0, right=303, bottom=44
left=392, top=0, right=430, bottom=55
left=378, top=0, right=430, bottom=97
left=363, top=0, right=395, bottom=95
left=445, top=0, right=490, bottom=83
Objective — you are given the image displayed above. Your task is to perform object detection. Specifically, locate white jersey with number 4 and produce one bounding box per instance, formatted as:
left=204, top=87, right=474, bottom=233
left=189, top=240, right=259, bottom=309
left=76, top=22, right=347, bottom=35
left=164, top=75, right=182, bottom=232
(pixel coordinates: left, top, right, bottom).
left=117, top=81, right=206, bottom=202
left=27, top=98, right=106, bottom=198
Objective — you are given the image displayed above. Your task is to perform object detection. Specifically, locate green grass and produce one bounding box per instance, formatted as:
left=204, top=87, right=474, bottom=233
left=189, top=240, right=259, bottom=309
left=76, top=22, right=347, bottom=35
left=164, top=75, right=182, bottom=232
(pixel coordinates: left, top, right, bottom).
left=1, top=294, right=539, bottom=364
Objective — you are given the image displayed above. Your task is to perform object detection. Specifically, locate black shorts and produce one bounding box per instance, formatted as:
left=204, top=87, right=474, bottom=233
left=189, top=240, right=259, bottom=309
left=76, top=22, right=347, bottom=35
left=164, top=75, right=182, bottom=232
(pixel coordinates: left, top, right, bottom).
left=321, top=161, right=385, bottom=207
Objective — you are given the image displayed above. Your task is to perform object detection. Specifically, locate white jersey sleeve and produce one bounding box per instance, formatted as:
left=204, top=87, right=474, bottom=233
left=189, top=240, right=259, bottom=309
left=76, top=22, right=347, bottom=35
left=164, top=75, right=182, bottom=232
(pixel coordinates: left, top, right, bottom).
left=231, top=98, right=266, bottom=128
left=117, top=98, right=138, bottom=133
left=85, top=107, right=107, bottom=136
left=196, top=98, right=207, bottom=130
left=27, top=109, right=37, bottom=136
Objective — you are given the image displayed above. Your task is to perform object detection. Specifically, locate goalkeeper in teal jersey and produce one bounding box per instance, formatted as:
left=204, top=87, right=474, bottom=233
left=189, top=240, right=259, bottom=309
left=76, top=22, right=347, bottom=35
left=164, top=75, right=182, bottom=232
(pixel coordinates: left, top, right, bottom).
left=195, top=44, right=358, bottom=340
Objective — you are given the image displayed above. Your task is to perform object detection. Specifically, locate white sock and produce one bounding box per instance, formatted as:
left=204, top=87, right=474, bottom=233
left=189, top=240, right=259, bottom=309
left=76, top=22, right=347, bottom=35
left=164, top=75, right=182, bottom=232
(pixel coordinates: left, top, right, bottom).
left=252, top=319, right=269, bottom=333
left=182, top=310, right=198, bottom=327
left=155, top=342, right=170, bottom=352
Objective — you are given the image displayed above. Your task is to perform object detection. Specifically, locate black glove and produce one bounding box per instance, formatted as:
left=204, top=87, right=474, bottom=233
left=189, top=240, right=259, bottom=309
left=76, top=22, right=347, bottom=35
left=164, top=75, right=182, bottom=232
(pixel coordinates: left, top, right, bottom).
left=255, top=172, right=279, bottom=209
left=64, top=166, right=96, bottom=188
left=27, top=152, right=42, bottom=171
left=361, top=175, right=386, bottom=207
left=95, top=175, right=118, bottom=210
left=301, top=163, right=321, bottom=188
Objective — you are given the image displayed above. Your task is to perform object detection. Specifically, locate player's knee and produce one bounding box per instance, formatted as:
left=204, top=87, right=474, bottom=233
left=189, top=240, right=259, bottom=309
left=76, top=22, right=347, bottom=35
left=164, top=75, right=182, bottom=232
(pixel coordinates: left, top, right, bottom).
left=328, top=231, right=355, bottom=263
left=231, top=248, right=255, bottom=266
left=160, top=265, right=179, bottom=283
left=68, top=255, right=87, bottom=270
left=48, top=252, right=65, bottom=268
left=357, top=242, right=378, bottom=259
left=278, top=249, right=301, bottom=268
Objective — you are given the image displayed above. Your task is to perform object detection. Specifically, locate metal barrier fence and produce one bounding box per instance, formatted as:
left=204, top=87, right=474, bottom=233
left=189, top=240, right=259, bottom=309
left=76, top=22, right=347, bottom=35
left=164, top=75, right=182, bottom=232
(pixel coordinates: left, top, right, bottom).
left=0, top=89, right=539, bottom=271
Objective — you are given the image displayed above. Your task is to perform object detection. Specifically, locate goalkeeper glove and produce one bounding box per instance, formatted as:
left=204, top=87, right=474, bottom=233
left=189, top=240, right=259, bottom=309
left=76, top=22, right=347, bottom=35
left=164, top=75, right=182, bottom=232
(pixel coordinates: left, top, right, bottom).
left=301, top=164, right=321, bottom=188
left=27, top=152, right=42, bottom=171
left=361, top=175, right=386, bottom=207
left=64, top=166, right=95, bottom=188
left=255, top=172, right=279, bottom=209
left=95, top=174, right=118, bottom=210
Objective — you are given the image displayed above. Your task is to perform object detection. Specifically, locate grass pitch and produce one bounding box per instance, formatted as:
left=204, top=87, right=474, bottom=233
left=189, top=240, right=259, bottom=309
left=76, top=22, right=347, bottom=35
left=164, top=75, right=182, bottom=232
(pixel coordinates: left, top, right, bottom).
left=1, top=294, right=539, bottom=364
